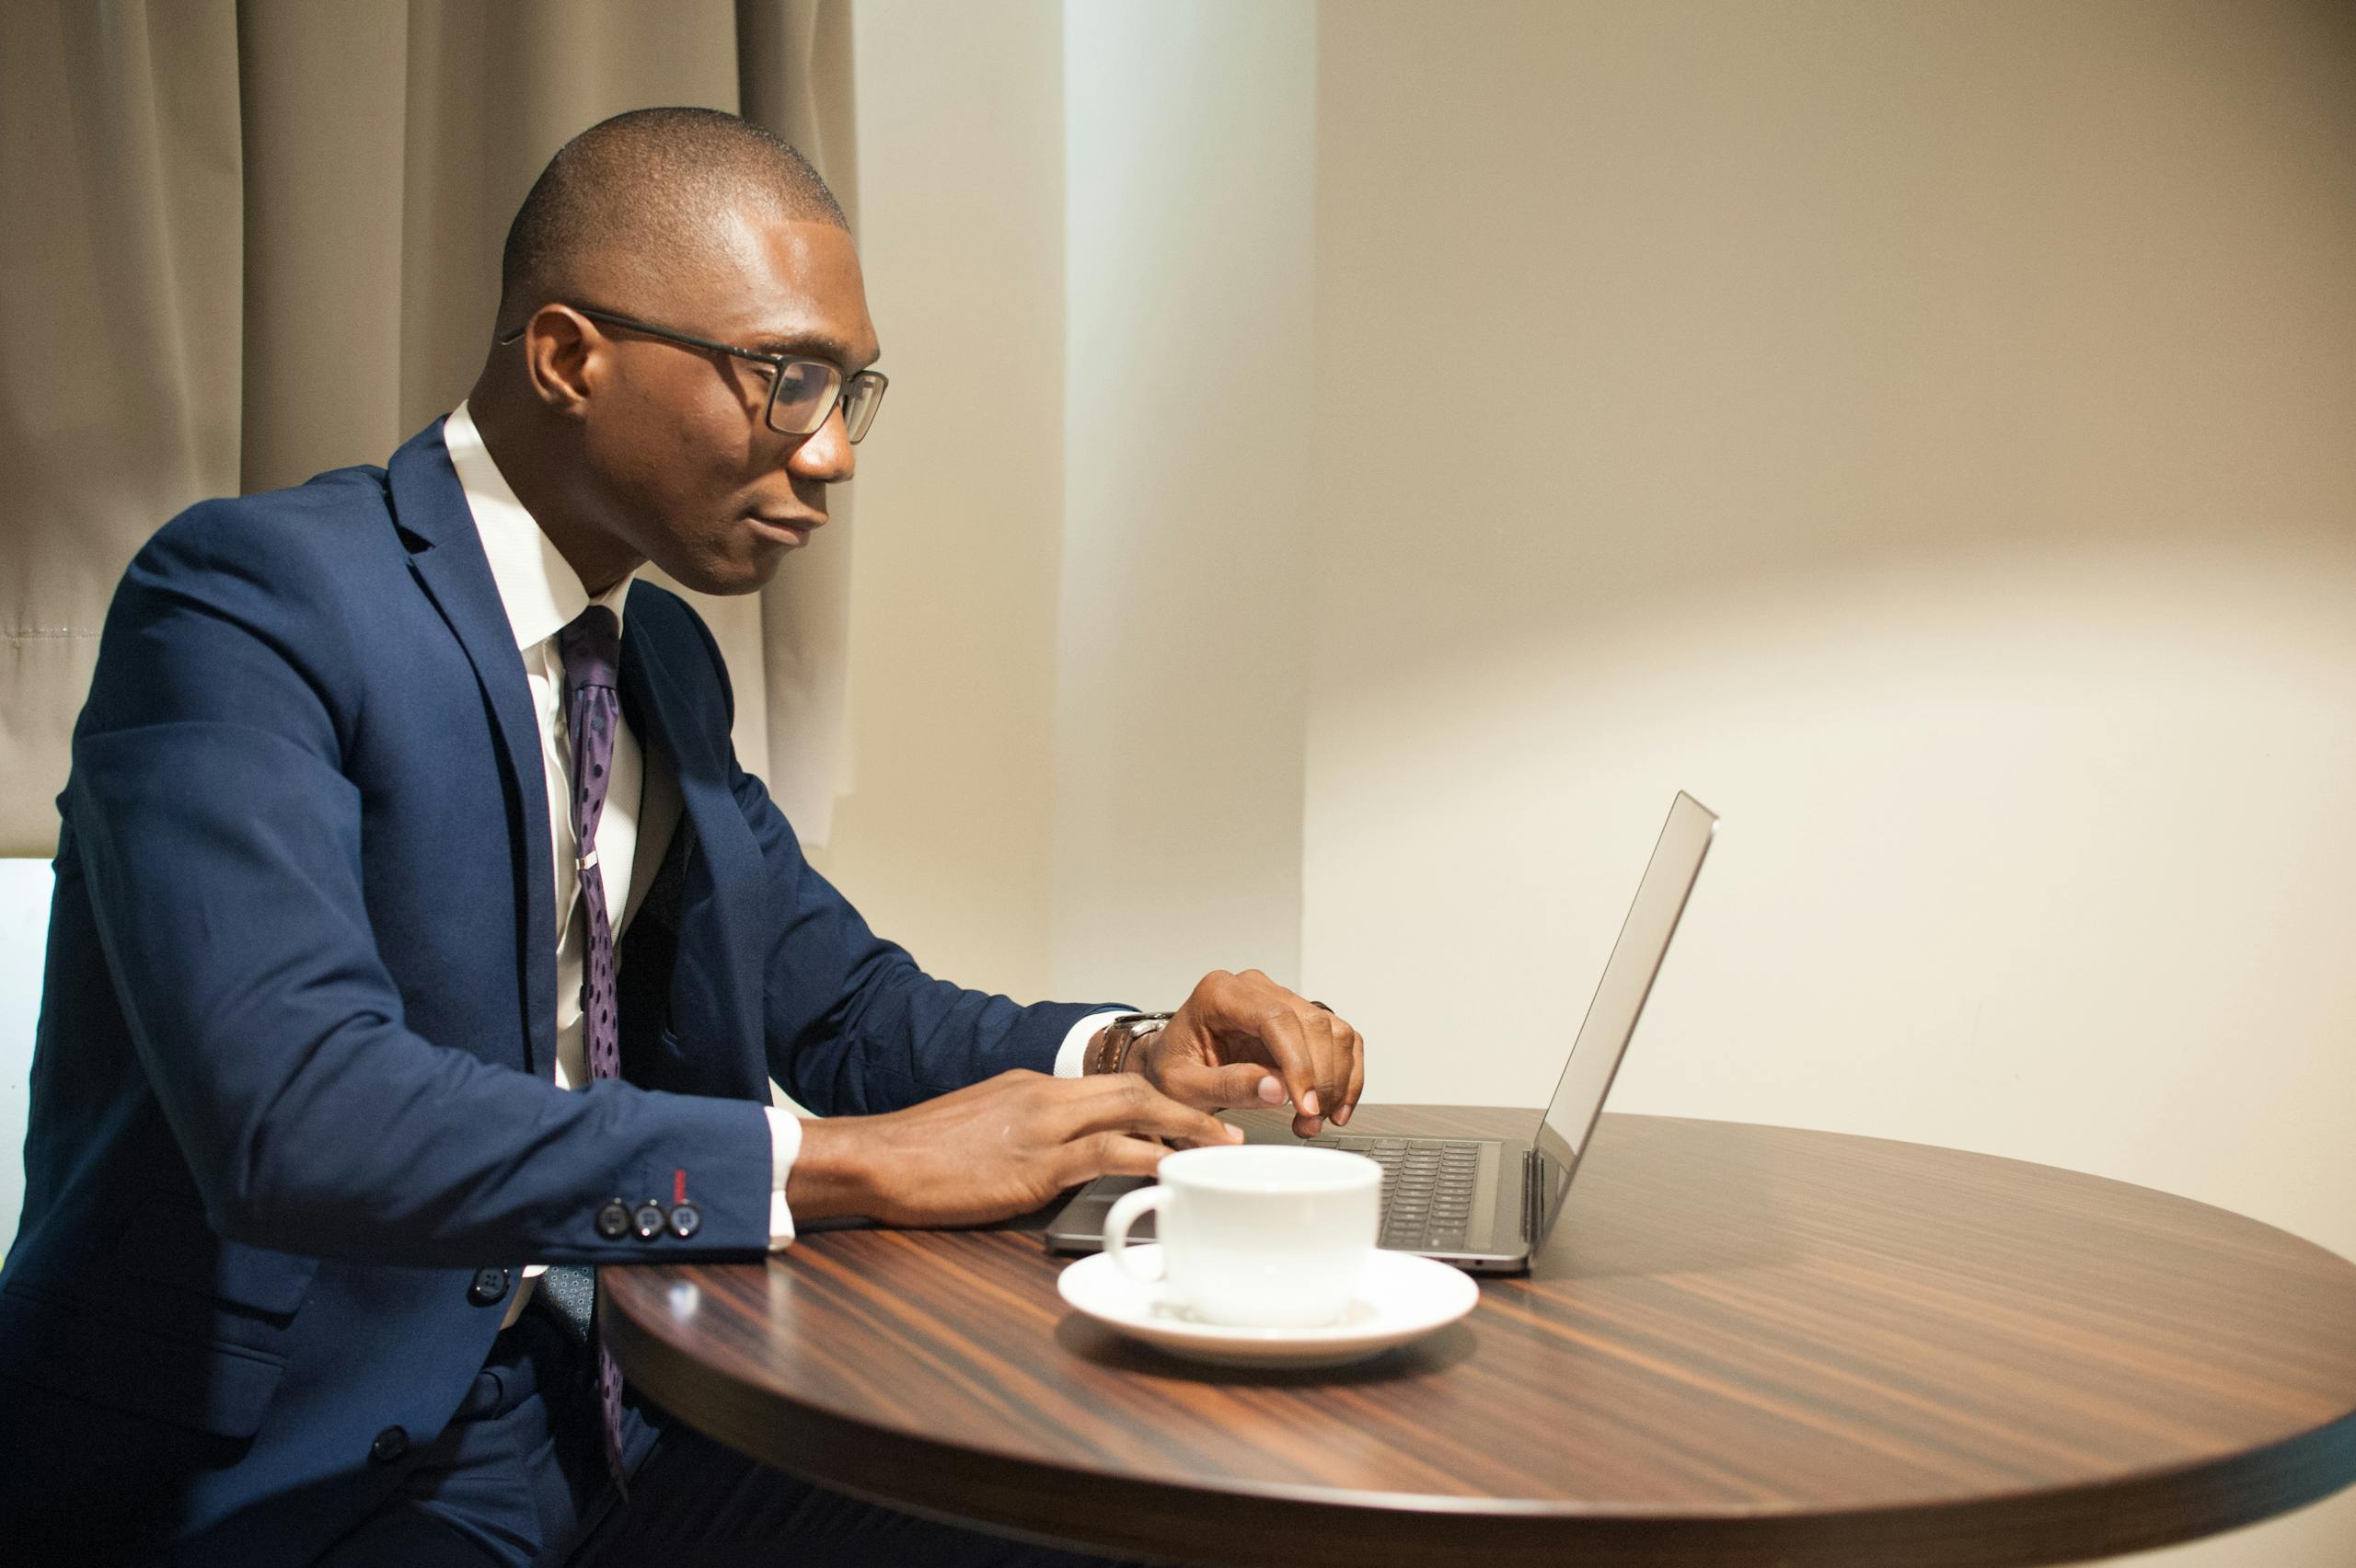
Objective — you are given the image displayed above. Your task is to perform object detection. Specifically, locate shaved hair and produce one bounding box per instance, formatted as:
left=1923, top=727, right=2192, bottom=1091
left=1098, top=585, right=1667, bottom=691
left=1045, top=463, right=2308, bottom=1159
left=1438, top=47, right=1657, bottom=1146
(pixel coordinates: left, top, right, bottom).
left=498, top=107, right=846, bottom=329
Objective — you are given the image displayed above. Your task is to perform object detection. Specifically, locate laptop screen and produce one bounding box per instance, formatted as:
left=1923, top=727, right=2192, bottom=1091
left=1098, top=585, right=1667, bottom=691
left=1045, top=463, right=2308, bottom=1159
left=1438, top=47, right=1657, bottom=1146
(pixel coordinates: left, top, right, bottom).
left=1530, top=791, right=1717, bottom=1218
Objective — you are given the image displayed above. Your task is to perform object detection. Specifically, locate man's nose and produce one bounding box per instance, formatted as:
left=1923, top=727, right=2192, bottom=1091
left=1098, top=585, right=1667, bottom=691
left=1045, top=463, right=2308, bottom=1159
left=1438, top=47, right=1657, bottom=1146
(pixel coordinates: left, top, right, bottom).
left=787, top=403, right=855, bottom=483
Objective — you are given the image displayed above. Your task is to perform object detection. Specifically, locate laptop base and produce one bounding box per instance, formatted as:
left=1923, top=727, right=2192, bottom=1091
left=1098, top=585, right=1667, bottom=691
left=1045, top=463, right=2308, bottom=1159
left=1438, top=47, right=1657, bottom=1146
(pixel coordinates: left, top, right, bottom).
left=1042, top=1121, right=1535, bottom=1274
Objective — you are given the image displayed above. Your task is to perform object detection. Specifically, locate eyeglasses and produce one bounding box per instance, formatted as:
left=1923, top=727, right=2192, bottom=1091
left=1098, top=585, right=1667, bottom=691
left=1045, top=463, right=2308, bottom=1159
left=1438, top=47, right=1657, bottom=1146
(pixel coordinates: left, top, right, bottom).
left=496, top=306, right=887, bottom=443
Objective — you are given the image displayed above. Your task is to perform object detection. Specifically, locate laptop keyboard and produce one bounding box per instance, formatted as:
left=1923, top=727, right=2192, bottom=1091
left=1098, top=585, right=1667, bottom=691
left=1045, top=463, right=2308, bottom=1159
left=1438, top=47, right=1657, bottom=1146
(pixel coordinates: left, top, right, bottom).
left=1307, top=1136, right=1482, bottom=1252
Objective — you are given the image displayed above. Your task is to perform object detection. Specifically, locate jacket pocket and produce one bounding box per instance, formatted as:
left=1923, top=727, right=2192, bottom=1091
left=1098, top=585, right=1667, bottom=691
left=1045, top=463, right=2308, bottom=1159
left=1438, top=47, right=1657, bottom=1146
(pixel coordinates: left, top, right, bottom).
left=112, top=1204, right=318, bottom=1320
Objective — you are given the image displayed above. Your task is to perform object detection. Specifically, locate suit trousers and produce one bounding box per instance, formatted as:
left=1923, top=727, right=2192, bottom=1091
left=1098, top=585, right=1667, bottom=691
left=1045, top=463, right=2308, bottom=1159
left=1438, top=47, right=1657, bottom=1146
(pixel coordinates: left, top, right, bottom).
left=314, top=1305, right=1153, bottom=1568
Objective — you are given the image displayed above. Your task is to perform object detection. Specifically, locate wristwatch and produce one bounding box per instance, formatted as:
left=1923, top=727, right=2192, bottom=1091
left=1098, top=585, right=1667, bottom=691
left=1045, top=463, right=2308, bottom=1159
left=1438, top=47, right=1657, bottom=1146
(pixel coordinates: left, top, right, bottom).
left=1084, top=1011, right=1173, bottom=1076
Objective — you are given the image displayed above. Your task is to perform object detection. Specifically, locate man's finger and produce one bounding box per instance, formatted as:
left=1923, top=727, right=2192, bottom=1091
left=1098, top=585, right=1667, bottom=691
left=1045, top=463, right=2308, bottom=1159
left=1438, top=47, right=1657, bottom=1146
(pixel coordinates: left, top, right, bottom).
left=1275, top=1003, right=1347, bottom=1137
left=1070, top=1132, right=1188, bottom=1183
left=1338, top=1023, right=1366, bottom=1126
left=1246, top=1006, right=1322, bottom=1119
left=1307, top=1004, right=1347, bottom=1116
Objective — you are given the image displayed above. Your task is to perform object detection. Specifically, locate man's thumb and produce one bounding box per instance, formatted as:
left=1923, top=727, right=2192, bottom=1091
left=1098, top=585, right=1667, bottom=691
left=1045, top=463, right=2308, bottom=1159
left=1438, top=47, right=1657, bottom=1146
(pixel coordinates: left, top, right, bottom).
left=1203, top=1061, right=1285, bottom=1110
left=1157, top=1059, right=1288, bottom=1111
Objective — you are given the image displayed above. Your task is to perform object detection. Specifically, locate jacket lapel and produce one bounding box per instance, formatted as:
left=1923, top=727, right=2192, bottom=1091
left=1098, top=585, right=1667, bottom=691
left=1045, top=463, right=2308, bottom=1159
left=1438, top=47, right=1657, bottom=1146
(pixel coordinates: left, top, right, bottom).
left=617, top=590, right=764, bottom=1081
left=387, top=420, right=557, bottom=1078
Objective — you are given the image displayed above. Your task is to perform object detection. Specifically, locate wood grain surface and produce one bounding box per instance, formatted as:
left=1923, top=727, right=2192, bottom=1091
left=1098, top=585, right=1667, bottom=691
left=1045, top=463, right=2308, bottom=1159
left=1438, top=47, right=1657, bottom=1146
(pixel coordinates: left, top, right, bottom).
left=601, top=1109, right=2356, bottom=1566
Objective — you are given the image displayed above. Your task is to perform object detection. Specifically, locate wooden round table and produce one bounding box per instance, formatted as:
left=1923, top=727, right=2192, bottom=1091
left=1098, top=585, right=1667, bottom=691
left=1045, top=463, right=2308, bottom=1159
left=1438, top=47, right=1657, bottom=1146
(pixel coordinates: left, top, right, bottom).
left=601, top=1108, right=2356, bottom=1566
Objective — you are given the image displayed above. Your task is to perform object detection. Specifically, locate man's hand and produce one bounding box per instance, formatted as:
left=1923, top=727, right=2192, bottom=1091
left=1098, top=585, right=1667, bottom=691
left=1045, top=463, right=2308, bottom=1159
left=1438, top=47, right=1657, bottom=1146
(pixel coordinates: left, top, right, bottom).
left=1128, top=970, right=1366, bottom=1139
left=786, top=1068, right=1242, bottom=1228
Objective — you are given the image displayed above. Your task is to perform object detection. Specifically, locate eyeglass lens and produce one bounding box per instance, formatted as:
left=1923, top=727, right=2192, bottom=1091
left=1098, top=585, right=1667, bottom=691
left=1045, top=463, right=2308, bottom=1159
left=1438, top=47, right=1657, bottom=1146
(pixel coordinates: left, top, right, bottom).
left=765, top=363, right=885, bottom=444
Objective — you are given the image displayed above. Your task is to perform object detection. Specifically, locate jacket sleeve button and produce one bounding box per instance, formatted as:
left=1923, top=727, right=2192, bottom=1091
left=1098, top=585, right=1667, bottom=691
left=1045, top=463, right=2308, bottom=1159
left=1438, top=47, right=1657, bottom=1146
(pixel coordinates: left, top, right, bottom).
left=596, top=1200, right=632, bottom=1239
left=467, top=1267, right=510, bottom=1306
left=667, top=1201, right=701, bottom=1239
left=631, top=1201, right=666, bottom=1240
left=369, top=1425, right=410, bottom=1463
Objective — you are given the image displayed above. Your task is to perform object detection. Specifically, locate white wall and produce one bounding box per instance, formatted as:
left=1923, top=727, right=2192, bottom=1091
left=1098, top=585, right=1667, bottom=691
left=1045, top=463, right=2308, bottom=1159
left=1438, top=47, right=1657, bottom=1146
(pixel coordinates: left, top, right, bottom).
left=1298, top=3, right=2356, bottom=1562
left=806, top=0, right=1070, bottom=1001
left=813, top=0, right=1320, bottom=1022
left=1055, top=0, right=1315, bottom=1004
left=0, top=861, right=49, bottom=1255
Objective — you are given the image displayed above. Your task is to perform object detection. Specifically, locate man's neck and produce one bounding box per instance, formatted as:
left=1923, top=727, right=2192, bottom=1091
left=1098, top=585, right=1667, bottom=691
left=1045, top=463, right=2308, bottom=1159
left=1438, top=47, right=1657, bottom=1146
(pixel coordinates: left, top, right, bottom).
left=466, top=383, right=643, bottom=598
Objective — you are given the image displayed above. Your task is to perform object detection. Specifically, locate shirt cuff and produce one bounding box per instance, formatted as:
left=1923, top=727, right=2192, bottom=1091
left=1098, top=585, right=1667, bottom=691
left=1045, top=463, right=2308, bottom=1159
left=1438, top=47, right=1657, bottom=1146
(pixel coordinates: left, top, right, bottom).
left=1055, top=1009, right=1132, bottom=1078
left=763, top=1104, right=803, bottom=1251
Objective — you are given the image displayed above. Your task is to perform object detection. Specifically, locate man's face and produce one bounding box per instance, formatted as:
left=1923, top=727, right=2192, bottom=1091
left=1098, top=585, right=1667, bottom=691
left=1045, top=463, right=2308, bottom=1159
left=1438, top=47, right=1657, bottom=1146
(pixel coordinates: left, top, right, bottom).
left=572, top=212, right=882, bottom=596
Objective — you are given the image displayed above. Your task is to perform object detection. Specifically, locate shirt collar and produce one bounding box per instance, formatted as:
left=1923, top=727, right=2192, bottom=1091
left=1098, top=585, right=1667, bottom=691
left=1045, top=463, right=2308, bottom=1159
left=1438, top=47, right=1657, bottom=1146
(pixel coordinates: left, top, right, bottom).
left=445, top=399, right=635, bottom=651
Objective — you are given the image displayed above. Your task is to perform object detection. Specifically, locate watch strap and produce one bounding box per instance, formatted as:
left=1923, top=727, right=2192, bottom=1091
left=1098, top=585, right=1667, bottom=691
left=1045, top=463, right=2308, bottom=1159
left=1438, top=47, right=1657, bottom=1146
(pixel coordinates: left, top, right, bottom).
left=1086, top=1010, right=1174, bottom=1075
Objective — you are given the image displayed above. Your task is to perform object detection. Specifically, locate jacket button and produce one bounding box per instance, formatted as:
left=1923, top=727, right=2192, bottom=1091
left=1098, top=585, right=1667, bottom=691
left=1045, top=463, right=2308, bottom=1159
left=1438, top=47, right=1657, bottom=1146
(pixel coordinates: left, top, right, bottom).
left=467, top=1267, right=510, bottom=1306
left=667, top=1201, right=701, bottom=1239
left=369, top=1425, right=409, bottom=1463
left=631, top=1201, right=666, bottom=1240
left=596, top=1200, right=631, bottom=1239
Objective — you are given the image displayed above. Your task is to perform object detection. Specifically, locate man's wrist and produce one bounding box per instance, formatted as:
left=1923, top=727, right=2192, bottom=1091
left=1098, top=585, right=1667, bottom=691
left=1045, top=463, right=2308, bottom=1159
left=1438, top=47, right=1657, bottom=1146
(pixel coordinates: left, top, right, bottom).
left=783, top=1116, right=881, bottom=1223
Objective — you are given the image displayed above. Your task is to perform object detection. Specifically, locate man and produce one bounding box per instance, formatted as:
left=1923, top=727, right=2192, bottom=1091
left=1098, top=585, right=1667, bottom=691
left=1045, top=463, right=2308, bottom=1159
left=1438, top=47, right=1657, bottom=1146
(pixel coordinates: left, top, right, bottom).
left=0, top=107, right=1363, bottom=1565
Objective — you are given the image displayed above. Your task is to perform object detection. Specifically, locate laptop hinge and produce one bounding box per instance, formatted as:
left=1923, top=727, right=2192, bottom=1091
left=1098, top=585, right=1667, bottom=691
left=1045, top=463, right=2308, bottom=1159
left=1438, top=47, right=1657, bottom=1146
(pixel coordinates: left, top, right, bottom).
left=1523, top=1147, right=1548, bottom=1243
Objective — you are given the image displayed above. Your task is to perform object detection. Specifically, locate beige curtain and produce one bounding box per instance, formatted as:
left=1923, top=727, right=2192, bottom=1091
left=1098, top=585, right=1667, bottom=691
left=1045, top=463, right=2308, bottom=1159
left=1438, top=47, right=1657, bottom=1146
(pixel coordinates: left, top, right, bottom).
left=0, top=0, right=860, bottom=859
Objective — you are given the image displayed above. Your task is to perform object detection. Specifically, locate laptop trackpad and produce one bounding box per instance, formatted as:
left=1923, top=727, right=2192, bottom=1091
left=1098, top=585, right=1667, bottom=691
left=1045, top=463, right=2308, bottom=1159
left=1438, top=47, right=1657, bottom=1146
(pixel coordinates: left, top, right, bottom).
left=1057, top=1174, right=1154, bottom=1243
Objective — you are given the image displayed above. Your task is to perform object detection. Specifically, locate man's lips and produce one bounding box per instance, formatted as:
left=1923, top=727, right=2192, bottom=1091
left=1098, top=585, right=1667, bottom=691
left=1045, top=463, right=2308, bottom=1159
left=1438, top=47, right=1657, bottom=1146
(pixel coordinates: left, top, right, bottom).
left=748, top=513, right=823, bottom=545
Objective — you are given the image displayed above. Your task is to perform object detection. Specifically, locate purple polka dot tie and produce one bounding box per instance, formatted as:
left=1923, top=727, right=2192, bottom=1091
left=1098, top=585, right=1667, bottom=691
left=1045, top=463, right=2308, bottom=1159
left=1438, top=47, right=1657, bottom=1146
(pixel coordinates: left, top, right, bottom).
left=556, top=605, right=629, bottom=1493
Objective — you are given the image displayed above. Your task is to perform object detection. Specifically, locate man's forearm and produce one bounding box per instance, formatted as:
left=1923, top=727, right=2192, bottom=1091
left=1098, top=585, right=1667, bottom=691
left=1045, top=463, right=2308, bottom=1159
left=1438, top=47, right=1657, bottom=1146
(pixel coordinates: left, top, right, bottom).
left=775, top=1011, right=1127, bottom=1234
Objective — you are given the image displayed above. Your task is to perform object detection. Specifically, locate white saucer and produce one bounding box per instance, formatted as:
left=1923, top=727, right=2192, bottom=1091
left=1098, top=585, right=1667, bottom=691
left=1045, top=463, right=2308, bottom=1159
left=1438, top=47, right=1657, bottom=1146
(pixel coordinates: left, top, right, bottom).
left=1057, top=1246, right=1479, bottom=1369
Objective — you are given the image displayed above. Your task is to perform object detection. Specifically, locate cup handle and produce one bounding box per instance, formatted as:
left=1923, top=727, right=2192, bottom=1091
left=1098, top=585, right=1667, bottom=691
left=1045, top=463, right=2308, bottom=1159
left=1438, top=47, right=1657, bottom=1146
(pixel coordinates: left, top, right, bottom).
left=1103, top=1185, right=1170, bottom=1284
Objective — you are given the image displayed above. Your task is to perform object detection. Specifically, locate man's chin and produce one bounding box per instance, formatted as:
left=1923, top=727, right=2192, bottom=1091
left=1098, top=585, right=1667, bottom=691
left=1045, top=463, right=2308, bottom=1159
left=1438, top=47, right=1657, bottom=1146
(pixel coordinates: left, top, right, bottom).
left=654, top=545, right=791, bottom=599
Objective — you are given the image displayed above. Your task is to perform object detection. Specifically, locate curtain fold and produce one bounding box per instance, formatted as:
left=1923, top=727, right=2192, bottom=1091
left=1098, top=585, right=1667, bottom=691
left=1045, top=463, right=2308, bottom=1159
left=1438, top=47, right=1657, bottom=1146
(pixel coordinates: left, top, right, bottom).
left=0, top=0, right=245, bottom=859
left=740, top=0, right=860, bottom=831
left=0, top=0, right=859, bottom=858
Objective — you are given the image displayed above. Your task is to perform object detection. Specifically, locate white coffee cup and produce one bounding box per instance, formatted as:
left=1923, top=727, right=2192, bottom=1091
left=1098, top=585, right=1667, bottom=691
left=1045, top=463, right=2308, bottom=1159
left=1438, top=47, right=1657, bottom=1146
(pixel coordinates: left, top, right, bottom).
left=1103, top=1144, right=1381, bottom=1328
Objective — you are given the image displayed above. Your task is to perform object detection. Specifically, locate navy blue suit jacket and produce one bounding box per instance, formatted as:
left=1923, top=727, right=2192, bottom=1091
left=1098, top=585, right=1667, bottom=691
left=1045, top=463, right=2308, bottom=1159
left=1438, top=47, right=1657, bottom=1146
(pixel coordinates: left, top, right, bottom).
left=0, top=421, right=1106, bottom=1562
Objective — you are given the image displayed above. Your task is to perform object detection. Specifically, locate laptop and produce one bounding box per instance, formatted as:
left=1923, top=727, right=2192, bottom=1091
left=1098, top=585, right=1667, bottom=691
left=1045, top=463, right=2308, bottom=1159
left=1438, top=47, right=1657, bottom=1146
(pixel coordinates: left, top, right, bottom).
left=1045, top=790, right=1717, bottom=1274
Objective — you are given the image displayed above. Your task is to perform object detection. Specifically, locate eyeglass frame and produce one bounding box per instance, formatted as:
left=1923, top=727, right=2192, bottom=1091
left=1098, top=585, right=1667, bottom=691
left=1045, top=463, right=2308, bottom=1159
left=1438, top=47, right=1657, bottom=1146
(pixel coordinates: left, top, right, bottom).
left=494, top=304, right=887, bottom=443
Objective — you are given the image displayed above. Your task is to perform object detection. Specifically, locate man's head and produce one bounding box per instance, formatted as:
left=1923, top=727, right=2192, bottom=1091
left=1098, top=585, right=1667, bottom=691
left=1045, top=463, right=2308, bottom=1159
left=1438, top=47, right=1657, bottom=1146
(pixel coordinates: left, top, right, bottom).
left=473, top=107, right=881, bottom=597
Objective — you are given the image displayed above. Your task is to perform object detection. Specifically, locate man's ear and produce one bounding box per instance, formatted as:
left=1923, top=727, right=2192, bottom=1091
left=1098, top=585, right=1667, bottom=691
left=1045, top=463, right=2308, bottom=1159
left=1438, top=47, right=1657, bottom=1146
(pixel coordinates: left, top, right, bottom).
left=519, top=305, right=599, bottom=421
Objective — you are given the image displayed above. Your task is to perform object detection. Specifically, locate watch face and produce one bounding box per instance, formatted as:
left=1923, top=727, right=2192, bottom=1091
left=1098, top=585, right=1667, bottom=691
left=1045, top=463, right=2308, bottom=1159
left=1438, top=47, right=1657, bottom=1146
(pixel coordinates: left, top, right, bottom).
left=1110, top=1014, right=1172, bottom=1072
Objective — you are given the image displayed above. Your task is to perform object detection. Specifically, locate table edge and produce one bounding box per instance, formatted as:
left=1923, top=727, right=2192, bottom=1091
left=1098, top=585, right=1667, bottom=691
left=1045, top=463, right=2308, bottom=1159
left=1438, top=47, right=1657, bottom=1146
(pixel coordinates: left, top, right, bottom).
left=606, top=1287, right=2356, bottom=1567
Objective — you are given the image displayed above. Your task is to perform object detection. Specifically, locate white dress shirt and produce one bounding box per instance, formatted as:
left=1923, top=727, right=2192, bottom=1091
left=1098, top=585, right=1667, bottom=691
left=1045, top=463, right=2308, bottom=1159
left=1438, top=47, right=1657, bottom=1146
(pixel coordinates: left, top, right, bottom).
left=443, top=403, right=1114, bottom=1328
